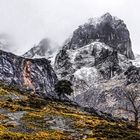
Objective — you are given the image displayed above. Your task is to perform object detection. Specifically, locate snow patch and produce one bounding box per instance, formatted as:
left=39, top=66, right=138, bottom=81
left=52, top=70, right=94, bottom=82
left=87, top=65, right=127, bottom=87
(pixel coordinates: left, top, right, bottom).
left=74, top=67, right=99, bottom=83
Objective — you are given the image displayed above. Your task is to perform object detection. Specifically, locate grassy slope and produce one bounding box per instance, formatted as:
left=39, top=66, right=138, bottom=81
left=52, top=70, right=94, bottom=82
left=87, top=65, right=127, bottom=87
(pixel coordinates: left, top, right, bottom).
left=0, top=85, right=140, bottom=140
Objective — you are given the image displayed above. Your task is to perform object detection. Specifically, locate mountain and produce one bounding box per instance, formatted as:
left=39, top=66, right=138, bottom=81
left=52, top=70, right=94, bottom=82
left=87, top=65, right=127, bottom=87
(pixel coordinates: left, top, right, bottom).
left=0, top=13, right=140, bottom=139
left=1, top=84, right=140, bottom=140
left=0, top=49, right=58, bottom=99
left=55, top=13, right=133, bottom=93
left=60, top=13, right=134, bottom=59
left=23, top=38, right=58, bottom=65
left=54, top=13, right=139, bottom=116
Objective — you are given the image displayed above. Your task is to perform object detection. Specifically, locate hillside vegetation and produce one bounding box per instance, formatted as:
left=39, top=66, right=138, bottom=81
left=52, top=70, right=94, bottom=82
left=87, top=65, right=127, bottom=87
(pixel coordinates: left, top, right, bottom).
left=0, top=85, right=140, bottom=140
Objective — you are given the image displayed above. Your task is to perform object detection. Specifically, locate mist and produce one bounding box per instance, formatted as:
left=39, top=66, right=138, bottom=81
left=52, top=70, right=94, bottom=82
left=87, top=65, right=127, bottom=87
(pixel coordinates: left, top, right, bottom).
left=0, top=0, right=140, bottom=54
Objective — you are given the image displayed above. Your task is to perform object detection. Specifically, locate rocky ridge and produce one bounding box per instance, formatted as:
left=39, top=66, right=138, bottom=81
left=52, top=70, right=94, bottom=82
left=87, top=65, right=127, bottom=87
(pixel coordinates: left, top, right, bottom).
left=23, top=38, right=58, bottom=66
left=0, top=49, right=58, bottom=99
left=54, top=13, right=134, bottom=95
left=60, top=13, right=134, bottom=59
left=54, top=13, right=139, bottom=117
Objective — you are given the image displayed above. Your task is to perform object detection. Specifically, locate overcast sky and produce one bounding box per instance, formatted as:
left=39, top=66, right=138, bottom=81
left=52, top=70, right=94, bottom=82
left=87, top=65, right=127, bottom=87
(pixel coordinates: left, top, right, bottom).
left=0, top=0, right=139, bottom=54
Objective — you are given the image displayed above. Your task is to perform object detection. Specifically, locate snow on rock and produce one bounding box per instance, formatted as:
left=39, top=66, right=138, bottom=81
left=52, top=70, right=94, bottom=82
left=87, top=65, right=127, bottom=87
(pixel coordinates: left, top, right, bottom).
left=73, top=66, right=100, bottom=95
left=74, top=67, right=99, bottom=81
left=54, top=13, right=135, bottom=117
left=0, top=49, right=58, bottom=99
left=55, top=41, right=131, bottom=96
left=23, top=38, right=58, bottom=66
left=59, top=13, right=134, bottom=59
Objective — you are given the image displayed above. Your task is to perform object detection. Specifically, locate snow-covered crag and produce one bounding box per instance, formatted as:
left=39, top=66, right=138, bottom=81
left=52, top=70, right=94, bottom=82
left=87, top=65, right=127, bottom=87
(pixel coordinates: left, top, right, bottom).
left=55, top=41, right=132, bottom=95
left=59, top=13, right=134, bottom=59
left=23, top=38, right=58, bottom=66
left=0, top=49, right=58, bottom=99
left=54, top=13, right=138, bottom=116
left=55, top=13, right=134, bottom=94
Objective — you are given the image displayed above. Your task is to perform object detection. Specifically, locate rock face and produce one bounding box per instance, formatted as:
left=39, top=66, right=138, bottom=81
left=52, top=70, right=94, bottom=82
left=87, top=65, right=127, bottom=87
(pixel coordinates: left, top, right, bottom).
left=55, top=41, right=131, bottom=95
left=61, top=13, right=134, bottom=59
left=23, top=38, right=53, bottom=58
left=75, top=71, right=140, bottom=119
left=55, top=13, right=133, bottom=95
left=23, top=38, right=58, bottom=66
left=0, top=49, right=58, bottom=98
left=124, top=65, right=140, bottom=84
left=54, top=13, right=137, bottom=117
left=75, top=74, right=123, bottom=110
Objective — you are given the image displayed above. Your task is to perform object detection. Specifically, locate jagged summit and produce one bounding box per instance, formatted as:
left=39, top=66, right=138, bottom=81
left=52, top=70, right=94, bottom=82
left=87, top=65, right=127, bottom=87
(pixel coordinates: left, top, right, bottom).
left=23, top=38, right=53, bottom=59
left=23, top=38, right=58, bottom=66
left=101, top=12, right=114, bottom=21
left=54, top=13, right=136, bottom=115
left=62, top=13, right=134, bottom=59
left=87, top=13, right=114, bottom=26
left=102, top=12, right=112, bottom=18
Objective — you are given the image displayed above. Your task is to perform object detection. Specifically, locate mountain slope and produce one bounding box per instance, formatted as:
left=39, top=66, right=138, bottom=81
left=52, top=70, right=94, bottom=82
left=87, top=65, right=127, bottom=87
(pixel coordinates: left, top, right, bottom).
left=0, top=49, right=57, bottom=99
left=54, top=13, right=138, bottom=117
left=1, top=85, right=140, bottom=140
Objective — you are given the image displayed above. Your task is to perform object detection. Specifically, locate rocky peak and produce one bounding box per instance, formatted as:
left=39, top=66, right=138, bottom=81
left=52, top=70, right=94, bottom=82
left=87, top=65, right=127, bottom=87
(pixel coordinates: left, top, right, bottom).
left=54, top=13, right=134, bottom=97
left=62, top=13, right=134, bottom=59
left=101, top=12, right=112, bottom=20
left=54, top=13, right=139, bottom=118
left=23, top=38, right=53, bottom=59
left=0, top=49, right=58, bottom=99
left=23, top=38, right=58, bottom=66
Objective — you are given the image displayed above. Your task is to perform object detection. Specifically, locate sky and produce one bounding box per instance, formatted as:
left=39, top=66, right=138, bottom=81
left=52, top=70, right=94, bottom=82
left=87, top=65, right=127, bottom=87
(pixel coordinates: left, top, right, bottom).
left=0, top=0, right=139, bottom=54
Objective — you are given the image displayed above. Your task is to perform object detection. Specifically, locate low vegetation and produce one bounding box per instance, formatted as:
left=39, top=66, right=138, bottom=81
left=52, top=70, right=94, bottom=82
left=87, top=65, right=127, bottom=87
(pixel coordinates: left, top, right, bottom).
left=1, top=85, right=140, bottom=139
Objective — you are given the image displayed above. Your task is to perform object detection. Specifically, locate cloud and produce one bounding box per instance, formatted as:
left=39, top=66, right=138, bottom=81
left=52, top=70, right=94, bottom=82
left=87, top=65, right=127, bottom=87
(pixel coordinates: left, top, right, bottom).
left=0, top=0, right=139, bottom=54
